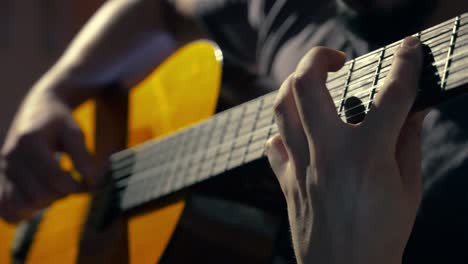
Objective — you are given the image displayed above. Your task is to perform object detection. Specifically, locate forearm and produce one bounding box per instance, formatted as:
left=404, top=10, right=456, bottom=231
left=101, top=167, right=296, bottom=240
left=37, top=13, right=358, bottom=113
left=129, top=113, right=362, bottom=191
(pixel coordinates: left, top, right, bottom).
left=31, top=0, right=177, bottom=108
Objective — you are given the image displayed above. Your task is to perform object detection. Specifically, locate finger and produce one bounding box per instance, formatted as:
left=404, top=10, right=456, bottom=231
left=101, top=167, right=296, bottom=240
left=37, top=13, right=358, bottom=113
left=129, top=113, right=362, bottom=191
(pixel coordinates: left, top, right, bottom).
left=292, top=47, right=346, bottom=147
left=265, top=135, right=289, bottom=177
left=273, top=75, right=310, bottom=171
left=61, top=121, right=95, bottom=188
left=7, top=159, right=55, bottom=208
left=265, top=135, right=294, bottom=196
left=364, top=36, right=423, bottom=146
left=27, top=144, right=86, bottom=196
left=396, top=110, right=428, bottom=193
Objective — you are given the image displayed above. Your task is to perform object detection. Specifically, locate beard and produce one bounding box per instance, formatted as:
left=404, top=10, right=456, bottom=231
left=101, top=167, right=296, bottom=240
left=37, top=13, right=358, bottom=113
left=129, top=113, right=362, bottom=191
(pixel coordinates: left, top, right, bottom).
left=336, top=0, right=438, bottom=45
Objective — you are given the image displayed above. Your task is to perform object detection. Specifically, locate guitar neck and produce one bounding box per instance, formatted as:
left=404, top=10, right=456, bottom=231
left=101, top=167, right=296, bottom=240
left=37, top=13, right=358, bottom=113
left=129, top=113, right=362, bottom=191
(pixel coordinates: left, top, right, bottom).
left=112, top=13, right=468, bottom=212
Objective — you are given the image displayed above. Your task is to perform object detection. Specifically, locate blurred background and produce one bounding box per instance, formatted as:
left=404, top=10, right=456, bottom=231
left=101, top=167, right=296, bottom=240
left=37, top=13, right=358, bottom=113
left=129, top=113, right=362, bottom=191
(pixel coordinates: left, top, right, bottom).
left=0, top=0, right=105, bottom=144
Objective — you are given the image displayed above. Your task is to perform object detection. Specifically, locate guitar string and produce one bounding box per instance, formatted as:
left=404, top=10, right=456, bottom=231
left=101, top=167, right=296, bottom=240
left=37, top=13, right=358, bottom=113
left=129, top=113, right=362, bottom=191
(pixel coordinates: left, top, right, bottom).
left=118, top=68, right=468, bottom=197
left=109, top=53, right=468, bottom=202
left=329, top=35, right=468, bottom=96
left=108, top=41, right=466, bottom=198
left=111, top=47, right=468, bottom=177
left=328, top=16, right=467, bottom=89
left=110, top=18, right=468, bottom=169
left=332, top=52, right=468, bottom=120
left=109, top=44, right=468, bottom=193
left=337, top=72, right=468, bottom=122
left=100, top=17, right=468, bottom=203
left=112, top=65, right=468, bottom=206
left=326, top=16, right=463, bottom=85
left=106, top=72, right=468, bottom=210
left=328, top=31, right=467, bottom=96
left=326, top=24, right=457, bottom=90
left=327, top=23, right=460, bottom=88
left=114, top=68, right=468, bottom=195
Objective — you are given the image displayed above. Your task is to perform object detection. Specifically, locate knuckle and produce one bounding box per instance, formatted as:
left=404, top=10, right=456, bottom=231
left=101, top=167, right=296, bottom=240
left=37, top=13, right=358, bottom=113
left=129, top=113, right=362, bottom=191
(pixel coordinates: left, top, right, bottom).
left=306, top=46, right=329, bottom=60
left=273, top=97, right=287, bottom=117
left=273, top=75, right=294, bottom=116
left=17, top=131, right=41, bottom=148
left=296, top=47, right=330, bottom=78
left=291, top=75, right=310, bottom=97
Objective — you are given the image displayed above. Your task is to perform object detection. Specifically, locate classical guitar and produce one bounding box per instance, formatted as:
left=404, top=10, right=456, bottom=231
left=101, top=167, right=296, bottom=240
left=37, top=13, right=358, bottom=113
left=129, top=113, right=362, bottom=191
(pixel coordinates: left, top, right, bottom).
left=1, top=13, right=468, bottom=264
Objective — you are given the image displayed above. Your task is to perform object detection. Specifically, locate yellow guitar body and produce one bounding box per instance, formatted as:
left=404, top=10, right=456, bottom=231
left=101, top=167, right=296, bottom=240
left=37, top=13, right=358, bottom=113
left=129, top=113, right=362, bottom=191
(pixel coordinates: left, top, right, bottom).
left=0, top=41, right=222, bottom=264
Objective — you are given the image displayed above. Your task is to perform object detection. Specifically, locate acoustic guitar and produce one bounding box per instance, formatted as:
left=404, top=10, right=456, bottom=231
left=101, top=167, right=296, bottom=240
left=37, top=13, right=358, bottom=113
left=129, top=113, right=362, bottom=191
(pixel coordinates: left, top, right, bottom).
left=1, top=13, right=468, bottom=263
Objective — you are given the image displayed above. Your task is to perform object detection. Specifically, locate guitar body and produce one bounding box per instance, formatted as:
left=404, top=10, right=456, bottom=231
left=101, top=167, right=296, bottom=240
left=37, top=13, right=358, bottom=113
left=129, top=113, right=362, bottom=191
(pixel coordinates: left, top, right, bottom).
left=0, top=41, right=259, bottom=263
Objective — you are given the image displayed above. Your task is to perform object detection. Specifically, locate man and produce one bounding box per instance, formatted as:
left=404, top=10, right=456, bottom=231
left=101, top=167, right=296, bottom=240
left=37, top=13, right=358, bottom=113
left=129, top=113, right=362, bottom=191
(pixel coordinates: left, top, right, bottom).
left=0, top=0, right=467, bottom=263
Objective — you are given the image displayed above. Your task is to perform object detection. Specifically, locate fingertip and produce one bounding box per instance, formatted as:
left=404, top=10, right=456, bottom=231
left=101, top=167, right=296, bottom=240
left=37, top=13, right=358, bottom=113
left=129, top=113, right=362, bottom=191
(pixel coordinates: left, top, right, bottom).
left=335, top=51, right=348, bottom=70
left=401, top=36, right=421, bottom=48
left=296, top=47, right=347, bottom=82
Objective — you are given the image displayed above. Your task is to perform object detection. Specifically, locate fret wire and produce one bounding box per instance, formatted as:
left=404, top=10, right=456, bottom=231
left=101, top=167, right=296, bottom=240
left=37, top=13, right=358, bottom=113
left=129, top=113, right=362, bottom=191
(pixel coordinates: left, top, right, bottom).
left=367, top=48, right=385, bottom=111
left=441, top=16, right=461, bottom=90
left=339, top=60, right=355, bottom=114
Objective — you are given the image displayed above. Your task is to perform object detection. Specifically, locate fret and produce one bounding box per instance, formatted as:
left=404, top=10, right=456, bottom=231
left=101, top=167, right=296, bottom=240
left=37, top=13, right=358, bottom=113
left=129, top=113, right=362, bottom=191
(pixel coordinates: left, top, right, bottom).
left=441, top=16, right=461, bottom=90
left=171, top=158, right=191, bottom=190
left=247, top=137, right=268, bottom=153
left=254, top=116, right=272, bottom=131
left=244, top=98, right=263, bottom=115
left=234, top=133, right=252, bottom=149
left=251, top=126, right=270, bottom=142
left=339, top=60, right=355, bottom=116
left=258, top=106, right=273, bottom=119
left=343, top=50, right=382, bottom=107
left=212, top=153, right=230, bottom=175
left=153, top=164, right=172, bottom=196
left=218, top=97, right=263, bottom=175
left=245, top=147, right=266, bottom=163
left=217, top=141, right=233, bottom=155
left=237, top=124, right=256, bottom=138
left=367, top=48, right=386, bottom=111
left=231, top=143, right=249, bottom=159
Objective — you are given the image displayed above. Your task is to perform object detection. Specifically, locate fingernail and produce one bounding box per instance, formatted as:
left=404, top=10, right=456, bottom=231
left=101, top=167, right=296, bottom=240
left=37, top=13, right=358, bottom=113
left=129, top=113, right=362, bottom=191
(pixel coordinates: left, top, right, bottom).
left=401, top=36, right=420, bottom=48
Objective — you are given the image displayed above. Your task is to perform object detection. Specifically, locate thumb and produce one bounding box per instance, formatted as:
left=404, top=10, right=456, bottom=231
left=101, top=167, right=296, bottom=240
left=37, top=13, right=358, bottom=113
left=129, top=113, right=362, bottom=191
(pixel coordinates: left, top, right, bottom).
left=61, top=119, right=96, bottom=189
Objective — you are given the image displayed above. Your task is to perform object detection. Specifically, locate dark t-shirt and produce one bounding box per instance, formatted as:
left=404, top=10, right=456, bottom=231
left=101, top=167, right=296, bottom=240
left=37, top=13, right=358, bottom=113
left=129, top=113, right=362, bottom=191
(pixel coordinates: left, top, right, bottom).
left=193, top=0, right=468, bottom=262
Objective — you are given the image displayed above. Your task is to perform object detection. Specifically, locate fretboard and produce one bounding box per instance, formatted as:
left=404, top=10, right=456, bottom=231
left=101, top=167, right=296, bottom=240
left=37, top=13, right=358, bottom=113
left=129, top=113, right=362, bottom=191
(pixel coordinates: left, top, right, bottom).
left=112, top=13, right=468, bottom=211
